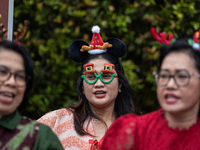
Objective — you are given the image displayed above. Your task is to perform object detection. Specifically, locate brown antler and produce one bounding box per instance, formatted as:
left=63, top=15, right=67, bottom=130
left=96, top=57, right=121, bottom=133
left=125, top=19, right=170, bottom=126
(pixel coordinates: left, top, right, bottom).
left=80, top=45, right=94, bottom=52
left=13, top=20, right=29, bottom=44
left=98, top=42, right=112, bottom=50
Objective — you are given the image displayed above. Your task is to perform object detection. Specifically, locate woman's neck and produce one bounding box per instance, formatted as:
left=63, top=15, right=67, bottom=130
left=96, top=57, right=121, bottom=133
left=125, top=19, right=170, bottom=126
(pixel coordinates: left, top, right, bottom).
left=90, top=105, right=116, bottom=126
left=90, top=104, right=116, bottom=141
left=165, top=110, right=198, bottom=130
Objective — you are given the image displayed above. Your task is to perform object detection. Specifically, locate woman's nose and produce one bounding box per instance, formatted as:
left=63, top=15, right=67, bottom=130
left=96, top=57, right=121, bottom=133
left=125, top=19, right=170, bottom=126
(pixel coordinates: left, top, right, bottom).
left=3, top=75, right=16, bottom=87
left=94, top=78, right=104, bottom=87
left=166, top=76, right=178, bottom=88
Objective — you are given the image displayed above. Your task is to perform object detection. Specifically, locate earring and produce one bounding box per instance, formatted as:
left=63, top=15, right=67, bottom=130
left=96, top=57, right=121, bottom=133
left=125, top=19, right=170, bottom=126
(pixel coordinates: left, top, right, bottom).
left=118, top=89, right=121, bottom=93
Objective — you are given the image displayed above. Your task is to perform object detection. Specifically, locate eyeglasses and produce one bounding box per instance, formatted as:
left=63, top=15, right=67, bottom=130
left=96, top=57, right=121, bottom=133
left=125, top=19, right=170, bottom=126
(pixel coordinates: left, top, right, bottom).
left=153, top=70, right=200, bottom=87
left=81, top=72, right=118, bottom=84
left=0, top=67, right=30, bottom=87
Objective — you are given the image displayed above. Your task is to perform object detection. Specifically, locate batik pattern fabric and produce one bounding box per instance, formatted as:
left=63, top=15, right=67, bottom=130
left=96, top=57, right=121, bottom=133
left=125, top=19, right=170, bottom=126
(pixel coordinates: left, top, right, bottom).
left=37, top=108, right=103, bottom=150
left=102, top=109, right=200, bottom=150
left=0, top=111, right=39, bottom=150
left=0, top=110, right=64, bottom=150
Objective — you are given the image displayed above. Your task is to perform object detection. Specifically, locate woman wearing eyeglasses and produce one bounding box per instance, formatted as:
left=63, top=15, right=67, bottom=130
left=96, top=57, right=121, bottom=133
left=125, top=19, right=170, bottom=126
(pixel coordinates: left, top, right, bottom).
left=0, top=41, right=63, bottom=150
left=37, top=26, right=140, bottom=150
left=102, top=37, right=200, bottom=150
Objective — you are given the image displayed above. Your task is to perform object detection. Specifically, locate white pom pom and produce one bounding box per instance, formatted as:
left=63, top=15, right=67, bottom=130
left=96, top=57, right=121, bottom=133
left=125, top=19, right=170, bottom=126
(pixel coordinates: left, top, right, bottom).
left=193, top=43, right=200, bottom=50
left=91, top=25, right=100, bottom=33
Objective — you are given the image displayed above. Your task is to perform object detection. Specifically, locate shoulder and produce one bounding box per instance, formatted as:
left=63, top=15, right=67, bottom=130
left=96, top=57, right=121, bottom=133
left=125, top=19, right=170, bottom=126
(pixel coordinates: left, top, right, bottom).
left=37, top=108, right=73, bottom=128
left=106, top=113, right=137, bottom=136
left=112, top=113, right=137, bottom=127
left=108, top=109, right=163, bottom=131
left=102, top=113, right=137, bottom=150
left=137, top=109, right=164, bottom=124
left=102, top=110, right=163, bottom=150
left=34, top=123, right=63, bottom=150
left=139, top=108, right=162, bottom=118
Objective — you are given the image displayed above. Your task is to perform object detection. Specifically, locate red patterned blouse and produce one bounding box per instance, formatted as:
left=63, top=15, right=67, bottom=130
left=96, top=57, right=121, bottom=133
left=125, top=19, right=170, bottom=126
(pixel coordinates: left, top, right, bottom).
left=102, top=109, right=200, bottom=150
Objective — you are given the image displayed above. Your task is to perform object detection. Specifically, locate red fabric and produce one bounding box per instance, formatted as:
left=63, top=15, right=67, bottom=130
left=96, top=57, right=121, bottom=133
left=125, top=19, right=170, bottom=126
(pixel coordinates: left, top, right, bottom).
left=102, top=109, right=200, bottom=150
left=89, top=137, right=104, bottom=150
left=90, top=33, right=104, bottom=49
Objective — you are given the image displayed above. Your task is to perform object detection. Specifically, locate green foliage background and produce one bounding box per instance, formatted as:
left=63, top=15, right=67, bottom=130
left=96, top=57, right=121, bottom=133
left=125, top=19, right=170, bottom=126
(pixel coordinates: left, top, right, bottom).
left=13, top=0, right=200, bottom=119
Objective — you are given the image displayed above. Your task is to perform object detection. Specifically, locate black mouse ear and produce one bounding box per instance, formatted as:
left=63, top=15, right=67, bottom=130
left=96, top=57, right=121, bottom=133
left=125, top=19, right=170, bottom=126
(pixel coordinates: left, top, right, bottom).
left=68, top=40, right=89, bottom=62
left=105, top=38, right=127, bottom=58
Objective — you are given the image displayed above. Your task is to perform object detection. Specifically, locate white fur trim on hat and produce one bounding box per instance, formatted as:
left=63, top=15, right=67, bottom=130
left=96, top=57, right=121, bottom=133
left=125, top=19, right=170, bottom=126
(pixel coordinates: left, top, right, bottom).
left=91, top=25, right=100, bottom=33
left=88, top=49, right=107, bottom=54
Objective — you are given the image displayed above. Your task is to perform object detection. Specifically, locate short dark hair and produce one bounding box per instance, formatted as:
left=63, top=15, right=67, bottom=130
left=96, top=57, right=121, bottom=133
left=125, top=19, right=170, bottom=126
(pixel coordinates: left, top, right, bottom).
left=0, top=41, right=34, bottom=112
left=69, top=52, right=140, bottom=136
left=159, top=38, right=200, bottom=73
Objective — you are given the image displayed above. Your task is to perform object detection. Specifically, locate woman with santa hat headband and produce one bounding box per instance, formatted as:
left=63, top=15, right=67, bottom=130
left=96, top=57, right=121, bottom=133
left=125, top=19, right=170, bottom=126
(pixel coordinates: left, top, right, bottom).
left=37, top=25, right=140, bottom=150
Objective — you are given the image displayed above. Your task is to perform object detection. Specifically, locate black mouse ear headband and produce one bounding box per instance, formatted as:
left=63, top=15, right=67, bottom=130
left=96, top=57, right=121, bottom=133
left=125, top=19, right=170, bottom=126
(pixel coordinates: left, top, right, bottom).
left=68, top=25, right=127, bottom=62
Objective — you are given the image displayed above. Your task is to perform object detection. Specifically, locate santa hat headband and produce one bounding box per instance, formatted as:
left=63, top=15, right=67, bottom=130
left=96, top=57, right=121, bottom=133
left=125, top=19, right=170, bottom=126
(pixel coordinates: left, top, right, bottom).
left=69, top=25, right=127, bottom=62
left=151, top=27, right=200, bottom=51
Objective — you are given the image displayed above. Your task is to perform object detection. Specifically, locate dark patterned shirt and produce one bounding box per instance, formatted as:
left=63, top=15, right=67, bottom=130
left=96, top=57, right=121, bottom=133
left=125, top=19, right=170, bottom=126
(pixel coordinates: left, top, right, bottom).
left=0, top=111, right=63, bottom=150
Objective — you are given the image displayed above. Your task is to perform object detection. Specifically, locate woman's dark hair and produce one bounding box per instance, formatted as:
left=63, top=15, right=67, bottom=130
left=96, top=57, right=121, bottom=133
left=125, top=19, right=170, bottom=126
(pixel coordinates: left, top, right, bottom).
left=159, top=38, right=200, bottom=73
left=158, top=38, right=200, bottom=116
left=0, top=41, right=34, bottom=112
left=68, top=52, right=140, bottom=136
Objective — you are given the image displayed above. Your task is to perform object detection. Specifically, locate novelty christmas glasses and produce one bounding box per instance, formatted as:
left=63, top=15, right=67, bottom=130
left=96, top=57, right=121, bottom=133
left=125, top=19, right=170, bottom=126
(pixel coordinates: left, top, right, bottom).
left=81, top=63, right=118, bottom=84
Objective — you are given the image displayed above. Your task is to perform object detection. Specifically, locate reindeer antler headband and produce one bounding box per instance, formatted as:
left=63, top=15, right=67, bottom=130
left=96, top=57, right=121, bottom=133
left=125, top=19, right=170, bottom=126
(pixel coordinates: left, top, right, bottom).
left=151, top=27, right=200, bottom=51
left=188, top=30, right=200, bottom=50
left=0, top=14, right=7, bottom=42
left=0, top=14, right=29, bottom=45
left=68, top=25, right=127, bottom=62
left=150, top=27, right=176, bottom=45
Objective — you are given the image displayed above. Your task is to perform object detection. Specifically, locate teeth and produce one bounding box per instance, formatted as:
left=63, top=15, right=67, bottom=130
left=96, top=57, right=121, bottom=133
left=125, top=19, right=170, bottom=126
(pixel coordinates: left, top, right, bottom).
left=95, top=92, right=105, bottom=95
left=3, top=93, right=13, bottom=96
left=0, top=95, right=13, bottom=101
left=166, top=95, right=177, bottom=100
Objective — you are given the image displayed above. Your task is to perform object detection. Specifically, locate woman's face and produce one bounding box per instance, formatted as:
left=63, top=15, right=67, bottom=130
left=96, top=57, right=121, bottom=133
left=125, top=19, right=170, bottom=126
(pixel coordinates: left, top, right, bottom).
left=157, top=52, right=200, bottom=116
left=83, top=58, right=120, bottom=110
left=0, top=49, right=26, bottom=118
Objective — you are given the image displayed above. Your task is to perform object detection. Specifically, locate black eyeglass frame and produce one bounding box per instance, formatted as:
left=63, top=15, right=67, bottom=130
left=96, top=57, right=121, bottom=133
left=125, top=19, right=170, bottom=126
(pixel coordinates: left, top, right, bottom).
left=0, top=71, right=31, bottom=87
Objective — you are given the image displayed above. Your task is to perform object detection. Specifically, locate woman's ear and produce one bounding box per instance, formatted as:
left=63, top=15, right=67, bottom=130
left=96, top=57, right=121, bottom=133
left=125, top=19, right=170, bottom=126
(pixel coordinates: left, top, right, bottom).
left=118, top=83, right=122, bottom=93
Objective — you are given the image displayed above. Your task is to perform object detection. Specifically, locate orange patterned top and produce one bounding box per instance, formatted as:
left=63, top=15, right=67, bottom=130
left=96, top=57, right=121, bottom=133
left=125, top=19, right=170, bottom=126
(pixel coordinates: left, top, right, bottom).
left=37, top=108, right=102, bottom=150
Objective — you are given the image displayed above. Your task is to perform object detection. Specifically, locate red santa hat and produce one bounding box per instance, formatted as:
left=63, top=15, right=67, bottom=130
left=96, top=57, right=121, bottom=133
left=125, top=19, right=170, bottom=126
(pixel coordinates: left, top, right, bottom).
left=86, top=25, right=107, bottom=54
left=90, top=25, right=104, bottom=49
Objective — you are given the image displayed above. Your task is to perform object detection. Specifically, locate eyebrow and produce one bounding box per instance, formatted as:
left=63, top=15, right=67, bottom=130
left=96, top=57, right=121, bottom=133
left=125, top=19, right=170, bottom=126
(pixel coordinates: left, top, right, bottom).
left=160, top=69, right=188, bottom=72
left=0, top=65, right=26, bottom=73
